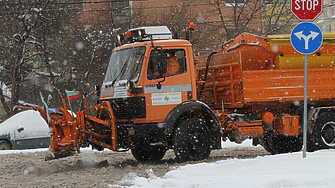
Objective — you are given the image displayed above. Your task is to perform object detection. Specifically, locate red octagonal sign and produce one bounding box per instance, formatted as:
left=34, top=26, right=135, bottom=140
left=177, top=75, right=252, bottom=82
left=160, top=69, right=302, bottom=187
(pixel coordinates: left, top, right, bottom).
left=291, top=0, right=323, bottom=21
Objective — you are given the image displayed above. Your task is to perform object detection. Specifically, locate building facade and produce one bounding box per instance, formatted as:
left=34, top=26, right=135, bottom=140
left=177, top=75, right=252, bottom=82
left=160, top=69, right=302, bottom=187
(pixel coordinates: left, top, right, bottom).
left=131, top=0, right=262, bottom=54
left=315, top=0, right=335, bottom=33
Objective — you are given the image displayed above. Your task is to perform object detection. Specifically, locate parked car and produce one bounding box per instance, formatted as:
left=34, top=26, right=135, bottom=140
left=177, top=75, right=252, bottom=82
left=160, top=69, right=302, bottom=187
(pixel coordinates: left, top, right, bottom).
left=0, top=110, right=51, bottom=150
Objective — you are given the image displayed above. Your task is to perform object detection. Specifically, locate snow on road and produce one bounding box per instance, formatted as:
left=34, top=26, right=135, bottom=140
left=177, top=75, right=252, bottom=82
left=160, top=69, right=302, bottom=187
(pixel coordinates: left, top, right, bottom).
left=0, top=134, right=333, bottom=188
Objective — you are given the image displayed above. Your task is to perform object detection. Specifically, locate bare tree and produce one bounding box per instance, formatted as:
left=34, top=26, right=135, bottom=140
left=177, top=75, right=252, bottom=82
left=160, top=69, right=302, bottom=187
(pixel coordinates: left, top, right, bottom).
left=72, top=27, right=117, bottom=108
left=200, top=0, right=263, bottom=41
left=201, top=0, right=298, bottom=40
left=0, top=0, right=147, bottom=119
left=0, top=0, right=77, bottom=117
left=72, top=1, right=131, bottom=109
left=0, top=1, right=39, bottom=116
left=262, top=0, right=296, bottom=35
left=133, top=1, right=222, bottom=54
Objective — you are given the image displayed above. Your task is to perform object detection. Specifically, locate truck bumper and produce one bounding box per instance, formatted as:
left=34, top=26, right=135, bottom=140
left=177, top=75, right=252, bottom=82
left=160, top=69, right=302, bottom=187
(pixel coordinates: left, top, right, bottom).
left=117, top=123, right=166, bottom=147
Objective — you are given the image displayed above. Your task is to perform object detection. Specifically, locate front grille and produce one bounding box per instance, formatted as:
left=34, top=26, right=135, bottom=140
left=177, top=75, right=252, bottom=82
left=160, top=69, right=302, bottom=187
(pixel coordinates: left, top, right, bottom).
left=101, top=97, right=146, bottom=119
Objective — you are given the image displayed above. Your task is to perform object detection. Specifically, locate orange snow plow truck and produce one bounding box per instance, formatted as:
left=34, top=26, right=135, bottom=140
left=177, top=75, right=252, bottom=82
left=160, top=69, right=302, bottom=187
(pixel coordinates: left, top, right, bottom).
left=27, top=26, right=335, bottom=161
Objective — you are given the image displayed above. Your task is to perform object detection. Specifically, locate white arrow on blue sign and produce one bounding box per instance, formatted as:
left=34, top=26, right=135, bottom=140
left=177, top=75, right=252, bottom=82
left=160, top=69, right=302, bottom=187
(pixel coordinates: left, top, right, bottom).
left=290, top=22, right=323, bottom=54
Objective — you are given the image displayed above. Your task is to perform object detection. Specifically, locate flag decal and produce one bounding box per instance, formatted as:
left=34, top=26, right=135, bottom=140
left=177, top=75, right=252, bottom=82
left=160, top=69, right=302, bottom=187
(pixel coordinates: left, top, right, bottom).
left=65, top=90, right=82, bottom=100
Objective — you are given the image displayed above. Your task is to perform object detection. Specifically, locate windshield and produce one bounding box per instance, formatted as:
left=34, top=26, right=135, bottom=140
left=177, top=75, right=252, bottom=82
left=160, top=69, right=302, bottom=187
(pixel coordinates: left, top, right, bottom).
left=103, top=46, right=146, bottom=87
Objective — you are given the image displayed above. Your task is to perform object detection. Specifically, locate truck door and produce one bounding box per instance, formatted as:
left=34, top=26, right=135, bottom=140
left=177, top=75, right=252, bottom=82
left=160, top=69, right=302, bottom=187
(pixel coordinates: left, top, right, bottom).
left=144, top=48, right=193, bottom=122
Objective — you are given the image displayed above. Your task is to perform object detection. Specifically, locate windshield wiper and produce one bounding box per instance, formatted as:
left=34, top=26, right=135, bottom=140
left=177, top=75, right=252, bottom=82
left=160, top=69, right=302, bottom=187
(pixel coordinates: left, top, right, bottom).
left=126, top=55, right=144, bottom=86
left=111, top=56, right=131, bottom=87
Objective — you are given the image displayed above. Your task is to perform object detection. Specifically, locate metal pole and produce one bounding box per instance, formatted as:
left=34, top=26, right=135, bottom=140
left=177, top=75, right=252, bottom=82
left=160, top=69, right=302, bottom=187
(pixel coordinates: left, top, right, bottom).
left=129, top=1, right=134, bottom=29
left=303, top=54, right=308, bottom=158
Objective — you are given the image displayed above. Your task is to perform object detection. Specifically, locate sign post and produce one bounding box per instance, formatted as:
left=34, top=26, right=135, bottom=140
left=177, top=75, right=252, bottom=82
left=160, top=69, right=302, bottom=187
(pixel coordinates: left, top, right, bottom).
left=291, top=0, right=323, bottom=158
left=290, top=22, right=323, bottom=158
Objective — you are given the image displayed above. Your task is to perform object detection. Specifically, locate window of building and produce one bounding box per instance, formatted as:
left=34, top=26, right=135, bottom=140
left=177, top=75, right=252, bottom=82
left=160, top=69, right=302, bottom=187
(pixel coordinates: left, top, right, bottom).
left=78, top=0, right=86, bottom=13
left=225, top=0, right=246, bottom=6
left=326, top=25, right=331, bottom=33
left=111, top=1, right=131, bottom=24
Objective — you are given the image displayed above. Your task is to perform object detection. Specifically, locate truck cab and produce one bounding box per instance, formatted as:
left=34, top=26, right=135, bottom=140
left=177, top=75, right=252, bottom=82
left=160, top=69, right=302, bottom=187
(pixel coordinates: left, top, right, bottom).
left=97, top=26, right=221, bottom=161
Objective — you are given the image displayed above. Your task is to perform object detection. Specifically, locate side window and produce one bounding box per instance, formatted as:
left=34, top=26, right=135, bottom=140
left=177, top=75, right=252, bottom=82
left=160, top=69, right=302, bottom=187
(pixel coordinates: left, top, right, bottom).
left=147, top=49, right=187, bottom=80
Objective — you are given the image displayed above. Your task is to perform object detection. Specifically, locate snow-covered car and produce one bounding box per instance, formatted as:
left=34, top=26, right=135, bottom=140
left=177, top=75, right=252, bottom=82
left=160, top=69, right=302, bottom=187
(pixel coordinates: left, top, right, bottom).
left=0, top=110, right=50, bottom=150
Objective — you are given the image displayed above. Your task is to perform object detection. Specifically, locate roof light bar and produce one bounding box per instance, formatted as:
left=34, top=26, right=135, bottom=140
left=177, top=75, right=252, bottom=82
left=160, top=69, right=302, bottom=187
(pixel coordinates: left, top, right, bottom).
left=116, top=26, right=172, bottom=46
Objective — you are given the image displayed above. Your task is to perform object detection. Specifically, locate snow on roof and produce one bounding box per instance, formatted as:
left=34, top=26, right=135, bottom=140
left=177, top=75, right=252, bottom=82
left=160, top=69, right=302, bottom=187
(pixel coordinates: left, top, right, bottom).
left=0, top=110, right=48, bottom=137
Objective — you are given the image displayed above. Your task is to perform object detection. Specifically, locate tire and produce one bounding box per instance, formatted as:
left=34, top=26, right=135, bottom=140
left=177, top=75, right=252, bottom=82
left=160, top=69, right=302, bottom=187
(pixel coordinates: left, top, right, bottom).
left=131, top=143, right=166, bottom=162
left=261, top=134, right=274, bottom=154
left=173, top=118, right=211, bottom=161
left=0, top=140, right=11, bottom=150
left=262, top=132, right=302, bottom=154
left=312, top=112, right=335, bottom=150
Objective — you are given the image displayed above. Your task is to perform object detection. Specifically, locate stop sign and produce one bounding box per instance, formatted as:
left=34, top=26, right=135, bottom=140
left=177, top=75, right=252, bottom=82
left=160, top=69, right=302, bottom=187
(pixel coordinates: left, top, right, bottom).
left=291, top=0, right=323, bottom=21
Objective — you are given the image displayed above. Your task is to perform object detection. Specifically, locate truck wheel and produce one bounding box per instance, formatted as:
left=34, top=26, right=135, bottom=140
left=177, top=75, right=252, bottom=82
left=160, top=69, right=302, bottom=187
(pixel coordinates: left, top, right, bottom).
left=313, top=112, right=335, bottom=150
left=263, top=132, right=301, bottom=154
left=262, top=134, right=274, bottom=154
left=0, top=140, right=11, bottom=150
left=131, top=144, right=166, bottom=161
left=173, top=118, right=211, bottom=161
left=262, top=133, right=280, bottom=154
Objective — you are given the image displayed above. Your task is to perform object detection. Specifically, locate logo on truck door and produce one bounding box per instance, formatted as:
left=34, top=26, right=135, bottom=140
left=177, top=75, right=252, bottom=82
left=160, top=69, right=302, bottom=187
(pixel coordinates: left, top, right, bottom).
left=152, top=92, right=182, bottom=105
left=114, top=87, right=128, bottom=98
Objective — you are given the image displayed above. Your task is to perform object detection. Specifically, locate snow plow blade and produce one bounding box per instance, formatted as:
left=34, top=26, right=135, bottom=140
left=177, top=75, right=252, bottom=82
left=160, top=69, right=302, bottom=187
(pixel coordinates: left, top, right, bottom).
left=20, top=97, right=118, bottom=161
left=45, top=148, right=74, bottom=161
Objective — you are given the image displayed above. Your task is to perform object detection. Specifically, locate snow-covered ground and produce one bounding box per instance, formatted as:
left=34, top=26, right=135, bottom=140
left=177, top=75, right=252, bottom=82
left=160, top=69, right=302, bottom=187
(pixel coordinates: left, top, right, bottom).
left=119, top=147, right=334, bottom=188
left=1, top=139, right=333, bottom=188
left=0, top=110, right=333, bottom=187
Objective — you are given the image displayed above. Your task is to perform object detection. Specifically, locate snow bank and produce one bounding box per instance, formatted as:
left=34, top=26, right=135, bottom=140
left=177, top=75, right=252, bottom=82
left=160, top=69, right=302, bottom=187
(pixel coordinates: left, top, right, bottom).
left=120, top=150, right=335, bottom=188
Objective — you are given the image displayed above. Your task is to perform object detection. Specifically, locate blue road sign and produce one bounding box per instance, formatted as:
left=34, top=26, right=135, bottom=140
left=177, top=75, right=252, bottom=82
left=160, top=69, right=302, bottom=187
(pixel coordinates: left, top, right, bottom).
left=290, top=22, right=323, bottom=54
